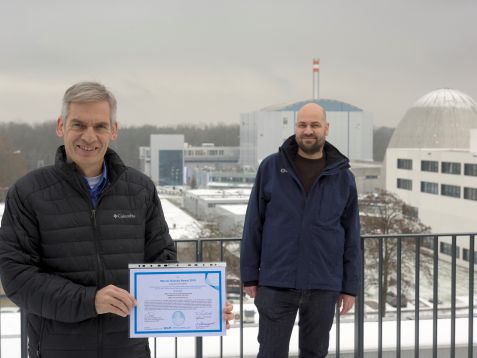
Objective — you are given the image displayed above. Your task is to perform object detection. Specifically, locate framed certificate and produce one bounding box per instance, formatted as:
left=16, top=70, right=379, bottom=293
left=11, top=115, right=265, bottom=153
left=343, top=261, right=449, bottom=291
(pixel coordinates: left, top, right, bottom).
left=129, top=262, right=226, bottom=338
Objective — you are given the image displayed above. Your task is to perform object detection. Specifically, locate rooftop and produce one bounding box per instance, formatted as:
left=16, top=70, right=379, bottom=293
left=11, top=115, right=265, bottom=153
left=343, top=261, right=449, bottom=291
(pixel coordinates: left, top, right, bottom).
left=261, top=98, right=363, bottom=113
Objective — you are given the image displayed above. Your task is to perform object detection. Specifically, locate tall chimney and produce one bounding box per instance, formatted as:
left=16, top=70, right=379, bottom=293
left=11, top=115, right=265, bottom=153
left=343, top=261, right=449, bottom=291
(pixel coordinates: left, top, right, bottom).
left=312, top=58, right=320, bottom=99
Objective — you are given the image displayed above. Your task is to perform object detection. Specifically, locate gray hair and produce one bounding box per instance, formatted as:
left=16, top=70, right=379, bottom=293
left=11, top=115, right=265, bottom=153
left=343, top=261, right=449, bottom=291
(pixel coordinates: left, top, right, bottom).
left=61, top=82, right=117, bottom=124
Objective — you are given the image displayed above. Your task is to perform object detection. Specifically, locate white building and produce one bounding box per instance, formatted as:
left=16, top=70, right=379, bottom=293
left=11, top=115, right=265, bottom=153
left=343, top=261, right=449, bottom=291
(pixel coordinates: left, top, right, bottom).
left=215, top=204, right=247, bottom=236
left=240, top=99, right=374, bottom=168
left=138, top=146, right=151, bottom=176
left=184, top=144, right=239, bottom=164
left=183, top=189, right=251, bottom=220
left=385, top=88, right=477, bottom=266
left=350, top=161, right=382, bottom=194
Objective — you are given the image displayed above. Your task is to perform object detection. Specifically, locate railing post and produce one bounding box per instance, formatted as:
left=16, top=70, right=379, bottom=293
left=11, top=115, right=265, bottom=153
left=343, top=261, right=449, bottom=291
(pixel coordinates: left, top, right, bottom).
left=451, top=236, right=457, bottom=358
left=195, top=239, right=203, bottom=358
left=20, top=310, right=27, bottom=358
left=378, top=238, right=383, bottom=357
left=414, top=238, right=420, bottom=358
left=396, top=237, right=402, bottom=358
left=469, top=235, right=475, bottom=358
left=432, top=236, right=438, bottom=358
left=239, top=239, right=244, bottom=358
left=354, top=237, right=365, bottom=358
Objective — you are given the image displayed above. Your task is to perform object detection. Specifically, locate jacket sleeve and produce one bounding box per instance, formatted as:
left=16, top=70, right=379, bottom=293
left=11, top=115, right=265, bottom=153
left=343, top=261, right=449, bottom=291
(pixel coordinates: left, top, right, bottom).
left=0, top=186, right=98, bottom=323
left=340, top=171, right=362, bottom=296
left=144, top=185, right=177, bottom=263
left=240, top=163, right=267, bottom=284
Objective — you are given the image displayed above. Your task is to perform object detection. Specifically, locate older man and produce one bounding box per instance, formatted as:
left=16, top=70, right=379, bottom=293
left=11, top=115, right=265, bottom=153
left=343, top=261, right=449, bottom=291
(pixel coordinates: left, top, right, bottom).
left=0, top=82, right=232, bottom=358
left=240, top=103, right=361, bottom=358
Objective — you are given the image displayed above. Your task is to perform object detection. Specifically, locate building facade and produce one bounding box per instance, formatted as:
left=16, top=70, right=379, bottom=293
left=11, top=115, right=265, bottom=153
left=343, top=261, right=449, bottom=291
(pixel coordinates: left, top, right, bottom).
left=150, top=134, right=185, bottom=186
left=240, top=98, right=373, bottom=167
left=385, top=88, right=477, bottom=267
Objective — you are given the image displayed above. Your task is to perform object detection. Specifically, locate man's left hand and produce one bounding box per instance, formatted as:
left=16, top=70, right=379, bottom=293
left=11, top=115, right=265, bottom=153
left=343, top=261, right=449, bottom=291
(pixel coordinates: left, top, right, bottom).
left=223, top=301, right=234, bottom=329
left=337, top=294, right=355, bottom=315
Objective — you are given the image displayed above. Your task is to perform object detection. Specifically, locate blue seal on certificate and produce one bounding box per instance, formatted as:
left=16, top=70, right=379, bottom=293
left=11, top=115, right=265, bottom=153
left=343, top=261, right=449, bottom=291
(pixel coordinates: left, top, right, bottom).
left=172, top=311, right=186, bottom=326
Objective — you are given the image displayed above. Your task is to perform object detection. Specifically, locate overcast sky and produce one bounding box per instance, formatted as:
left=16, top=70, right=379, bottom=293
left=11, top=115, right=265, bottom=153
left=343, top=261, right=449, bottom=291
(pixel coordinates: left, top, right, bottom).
left=1, top=0, right=476, bottom=128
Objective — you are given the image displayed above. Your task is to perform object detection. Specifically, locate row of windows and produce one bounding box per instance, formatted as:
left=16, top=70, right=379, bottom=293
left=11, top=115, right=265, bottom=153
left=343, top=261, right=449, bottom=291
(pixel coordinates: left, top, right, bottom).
left=210, top=176, right=255, bottom=183
left=397, top=179, right=477, bottom=200
left=186, top=150, right=226, bottom=156
left=440, top=243, right=477, bottom=264
left=398, top=159, right=477, bottom=176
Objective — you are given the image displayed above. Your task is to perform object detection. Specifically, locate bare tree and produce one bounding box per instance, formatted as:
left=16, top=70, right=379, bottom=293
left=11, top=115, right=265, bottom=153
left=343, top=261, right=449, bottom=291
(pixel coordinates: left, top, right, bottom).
left=359, top=189, right=431, bottom=316
left=0, top=136, right=28, bottom=199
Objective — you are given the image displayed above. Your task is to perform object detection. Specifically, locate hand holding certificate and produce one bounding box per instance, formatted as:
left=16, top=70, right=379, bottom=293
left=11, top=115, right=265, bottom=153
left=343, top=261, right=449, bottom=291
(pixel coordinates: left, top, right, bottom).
left=129, top=263, right=227, bottom=337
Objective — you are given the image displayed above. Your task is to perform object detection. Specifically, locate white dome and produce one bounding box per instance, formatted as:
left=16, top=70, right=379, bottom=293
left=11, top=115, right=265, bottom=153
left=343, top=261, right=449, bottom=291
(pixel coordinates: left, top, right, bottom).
left=388, top=88, right=477, bottom=149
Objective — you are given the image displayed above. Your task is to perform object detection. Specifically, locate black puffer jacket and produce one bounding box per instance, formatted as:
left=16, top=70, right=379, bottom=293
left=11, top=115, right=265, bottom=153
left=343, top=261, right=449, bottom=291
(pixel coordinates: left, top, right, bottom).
left=0, top=146, right=177, bottom=358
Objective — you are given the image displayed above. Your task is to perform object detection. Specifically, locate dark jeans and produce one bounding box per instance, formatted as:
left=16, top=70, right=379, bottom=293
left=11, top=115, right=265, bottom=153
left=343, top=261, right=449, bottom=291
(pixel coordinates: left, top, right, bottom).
left=254, top=286, right=339, bottom=358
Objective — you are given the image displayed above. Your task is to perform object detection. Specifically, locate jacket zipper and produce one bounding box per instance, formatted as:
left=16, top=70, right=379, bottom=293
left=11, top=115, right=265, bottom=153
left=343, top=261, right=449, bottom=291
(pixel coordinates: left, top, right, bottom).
left=90, top=209, right=104, bottom=358
left=91, top=184, right=113, bottom=358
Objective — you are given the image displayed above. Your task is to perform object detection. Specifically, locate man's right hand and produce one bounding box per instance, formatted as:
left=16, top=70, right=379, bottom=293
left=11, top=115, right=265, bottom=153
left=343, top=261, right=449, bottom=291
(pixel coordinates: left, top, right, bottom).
left=95, top=285, right=136, bottom=317
left=244, top=285, right=257, bottom=298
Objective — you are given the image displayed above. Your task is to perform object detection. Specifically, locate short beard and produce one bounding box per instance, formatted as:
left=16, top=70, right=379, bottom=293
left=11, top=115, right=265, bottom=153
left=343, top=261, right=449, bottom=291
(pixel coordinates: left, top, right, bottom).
left=297, top=138, right=323, bottom=155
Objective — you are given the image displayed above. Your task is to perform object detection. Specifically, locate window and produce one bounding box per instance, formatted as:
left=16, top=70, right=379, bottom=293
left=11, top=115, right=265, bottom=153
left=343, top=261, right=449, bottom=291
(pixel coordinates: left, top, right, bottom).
left=441, top=184, right=460, bottom=198
left=463, top=249, right=477, bottom=264
left=440, top=242, right=460, bottom=258
left=421, top=181, right=438, bottom=194
left=397, top=178, right=412, bottom=190
left=421, top=160, right=438, bottom=172
left=441, top=162, right=461, bottom=175
left=402, top=204, right=418, bottom=219
left=397, top=159, right=412, bottom=170
left=464, top=187, right=477, bottom=201
left=464, top=163, right=477, bottom=176
left=158, top=150, right=183, bottom=186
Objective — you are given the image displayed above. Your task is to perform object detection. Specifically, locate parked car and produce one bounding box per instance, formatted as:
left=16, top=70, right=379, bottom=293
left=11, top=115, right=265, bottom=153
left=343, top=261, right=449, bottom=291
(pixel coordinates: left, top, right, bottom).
left=386, top=291, right=408, bottom=308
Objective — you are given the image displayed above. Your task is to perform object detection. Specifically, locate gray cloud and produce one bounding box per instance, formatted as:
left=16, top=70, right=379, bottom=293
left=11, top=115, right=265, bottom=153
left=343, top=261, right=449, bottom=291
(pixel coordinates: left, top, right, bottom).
left=1, top=0, right=476, bottom=127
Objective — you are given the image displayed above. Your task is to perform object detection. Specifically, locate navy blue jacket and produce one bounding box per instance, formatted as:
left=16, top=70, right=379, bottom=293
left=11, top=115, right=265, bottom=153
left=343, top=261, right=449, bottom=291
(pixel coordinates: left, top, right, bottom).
left=240, top=136, right=361, bottom=295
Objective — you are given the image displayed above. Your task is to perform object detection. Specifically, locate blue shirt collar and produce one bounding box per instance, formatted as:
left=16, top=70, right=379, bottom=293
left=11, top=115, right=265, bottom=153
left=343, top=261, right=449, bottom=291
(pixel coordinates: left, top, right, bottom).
left=84, top=161, right=108, bottom=208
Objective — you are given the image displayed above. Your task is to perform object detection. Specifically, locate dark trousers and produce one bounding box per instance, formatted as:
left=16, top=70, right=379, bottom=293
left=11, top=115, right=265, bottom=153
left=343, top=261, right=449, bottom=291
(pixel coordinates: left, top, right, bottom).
left=254, top=286, right=339, bottom=358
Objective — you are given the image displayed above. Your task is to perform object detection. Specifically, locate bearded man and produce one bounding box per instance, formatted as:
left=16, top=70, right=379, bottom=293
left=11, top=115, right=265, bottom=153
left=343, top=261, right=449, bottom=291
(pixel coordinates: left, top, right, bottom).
left=240, top=103, right=361, bottom=358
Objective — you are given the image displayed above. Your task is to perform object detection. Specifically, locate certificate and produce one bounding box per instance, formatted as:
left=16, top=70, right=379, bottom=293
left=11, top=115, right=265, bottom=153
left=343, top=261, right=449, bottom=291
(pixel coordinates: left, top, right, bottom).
left=129, top=262, right=226, bottom=338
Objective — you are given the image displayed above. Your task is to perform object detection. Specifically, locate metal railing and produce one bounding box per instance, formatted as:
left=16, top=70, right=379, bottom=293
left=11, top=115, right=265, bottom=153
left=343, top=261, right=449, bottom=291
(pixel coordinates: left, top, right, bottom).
left=1, top=233, right=476, bottom=357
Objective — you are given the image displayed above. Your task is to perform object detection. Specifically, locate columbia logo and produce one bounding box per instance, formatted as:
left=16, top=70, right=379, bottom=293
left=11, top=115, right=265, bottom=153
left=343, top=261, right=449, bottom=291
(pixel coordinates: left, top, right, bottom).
left=280, top=168, right=288, bottom=173
left=113, top=213, right=136, bottom=219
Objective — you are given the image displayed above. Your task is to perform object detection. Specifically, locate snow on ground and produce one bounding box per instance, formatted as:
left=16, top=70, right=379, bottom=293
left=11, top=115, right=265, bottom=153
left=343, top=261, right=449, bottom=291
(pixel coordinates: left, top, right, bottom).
left=161, top=198, right=203, bottom=240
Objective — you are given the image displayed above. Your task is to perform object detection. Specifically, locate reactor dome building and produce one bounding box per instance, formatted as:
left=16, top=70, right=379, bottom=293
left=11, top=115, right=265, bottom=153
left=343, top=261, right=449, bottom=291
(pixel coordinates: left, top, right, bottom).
left=385, top=88, right=477, bottom=266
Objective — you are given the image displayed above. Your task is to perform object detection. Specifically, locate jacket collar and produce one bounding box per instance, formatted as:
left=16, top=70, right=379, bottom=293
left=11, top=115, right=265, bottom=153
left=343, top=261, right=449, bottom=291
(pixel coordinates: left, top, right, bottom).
left=54, top=146, right=127, bottom=184
left=279, top=135, right=350, bottom=172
